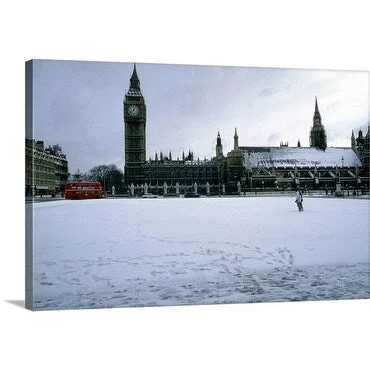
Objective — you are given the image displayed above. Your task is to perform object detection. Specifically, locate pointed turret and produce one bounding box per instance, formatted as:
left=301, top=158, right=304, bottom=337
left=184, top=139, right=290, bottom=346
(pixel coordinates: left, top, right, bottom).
left=126, top=63, right=142, bottom=97
left=351, top=130, right=356, bottom=149
left=234, top=127, right=239, bottom=151
left=216, top=131, right=223, bottom=160
left=130, top=63, right=140, bottom=89
left=309, top=97, right=327, bottom=150
left=217, top=131, right=221, bottom=146
left=313, top=96, right=322, bottom=124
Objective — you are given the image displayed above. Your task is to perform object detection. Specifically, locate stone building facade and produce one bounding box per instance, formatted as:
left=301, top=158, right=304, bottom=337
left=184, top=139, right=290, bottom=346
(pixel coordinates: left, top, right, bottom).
left=123, top=65, right=369, bottom=195
left=25, top=139, right=69, bottom=196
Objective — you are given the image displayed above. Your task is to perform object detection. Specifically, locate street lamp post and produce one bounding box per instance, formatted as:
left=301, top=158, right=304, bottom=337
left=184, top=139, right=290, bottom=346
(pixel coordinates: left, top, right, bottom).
left=100, top=168, right=107, bottom=195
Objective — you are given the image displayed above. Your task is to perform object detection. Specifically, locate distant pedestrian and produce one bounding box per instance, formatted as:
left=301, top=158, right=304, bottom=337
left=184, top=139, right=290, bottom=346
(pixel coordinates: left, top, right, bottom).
left=295, top=190, right=304, bottom=211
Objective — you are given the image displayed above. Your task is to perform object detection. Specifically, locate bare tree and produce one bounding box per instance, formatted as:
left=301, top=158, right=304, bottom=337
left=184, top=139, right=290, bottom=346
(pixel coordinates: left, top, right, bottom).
left=88, top=164, right=124, bottom=193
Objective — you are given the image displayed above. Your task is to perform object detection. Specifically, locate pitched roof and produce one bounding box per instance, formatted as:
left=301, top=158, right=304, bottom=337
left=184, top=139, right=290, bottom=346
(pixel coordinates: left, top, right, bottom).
left=241, top=146, right=362, bottom=168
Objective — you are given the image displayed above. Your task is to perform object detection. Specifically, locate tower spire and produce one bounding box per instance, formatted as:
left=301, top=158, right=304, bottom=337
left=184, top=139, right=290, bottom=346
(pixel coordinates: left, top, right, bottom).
left=313, top=96, right=321, bottom=123
left=351, top=130, right=356, bottom=149
left=129, top=63, right=140, bottom=90
left=234, top=127, right=239, bottom=150
left=309, top=97, right=327, bottom=150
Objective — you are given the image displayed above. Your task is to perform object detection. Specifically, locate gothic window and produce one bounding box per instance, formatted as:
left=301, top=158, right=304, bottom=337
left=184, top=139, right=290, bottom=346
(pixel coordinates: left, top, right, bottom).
left=127, top=125, right=140, bottom=135
left=127, top=138, right=142, bottom=148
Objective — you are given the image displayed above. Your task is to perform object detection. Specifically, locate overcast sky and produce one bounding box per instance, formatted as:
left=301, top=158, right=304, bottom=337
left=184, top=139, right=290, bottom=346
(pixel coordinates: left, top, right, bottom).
left=30, top=59, right=369, bottom=175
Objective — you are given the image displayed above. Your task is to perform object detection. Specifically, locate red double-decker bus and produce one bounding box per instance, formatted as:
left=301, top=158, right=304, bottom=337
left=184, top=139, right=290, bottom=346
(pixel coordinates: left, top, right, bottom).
left=64, top=181, right=104, bottom=200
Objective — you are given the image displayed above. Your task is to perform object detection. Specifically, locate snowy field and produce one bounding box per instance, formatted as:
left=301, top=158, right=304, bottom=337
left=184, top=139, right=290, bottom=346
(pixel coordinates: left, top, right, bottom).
left=29, top=196, right=369, bottom=310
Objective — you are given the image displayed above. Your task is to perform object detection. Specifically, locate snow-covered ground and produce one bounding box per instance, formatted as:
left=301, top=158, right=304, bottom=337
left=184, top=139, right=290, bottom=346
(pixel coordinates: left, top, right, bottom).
left=29, top=196, right=369, bottom=310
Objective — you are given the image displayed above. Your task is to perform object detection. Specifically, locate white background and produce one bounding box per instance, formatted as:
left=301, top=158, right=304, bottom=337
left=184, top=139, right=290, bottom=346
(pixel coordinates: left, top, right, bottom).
left=0, top=1, right=369, bottom=369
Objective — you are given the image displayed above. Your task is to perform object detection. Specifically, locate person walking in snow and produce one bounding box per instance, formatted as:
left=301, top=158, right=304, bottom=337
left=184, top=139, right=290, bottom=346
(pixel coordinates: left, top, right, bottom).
left=295, top=190, right=304, bottom=211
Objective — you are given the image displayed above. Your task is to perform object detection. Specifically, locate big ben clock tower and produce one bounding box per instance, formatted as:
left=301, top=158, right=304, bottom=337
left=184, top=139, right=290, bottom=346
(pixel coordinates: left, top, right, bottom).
left=124, top=64, right=146, bottom=185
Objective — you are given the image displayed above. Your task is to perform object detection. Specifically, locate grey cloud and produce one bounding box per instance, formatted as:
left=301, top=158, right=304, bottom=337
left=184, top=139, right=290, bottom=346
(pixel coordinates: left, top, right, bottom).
left=259, top=87, right=277, bottom=96
left=327, top=100, right=341, bottom=112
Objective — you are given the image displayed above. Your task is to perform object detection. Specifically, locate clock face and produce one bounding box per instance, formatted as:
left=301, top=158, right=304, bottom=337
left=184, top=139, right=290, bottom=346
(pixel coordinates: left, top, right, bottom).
left=128, top=105, right=139, bottom=116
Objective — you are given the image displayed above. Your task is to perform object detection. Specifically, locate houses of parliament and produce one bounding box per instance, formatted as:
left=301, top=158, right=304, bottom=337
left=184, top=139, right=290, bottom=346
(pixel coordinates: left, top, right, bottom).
left=124, top=64, right=369, bottom=195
